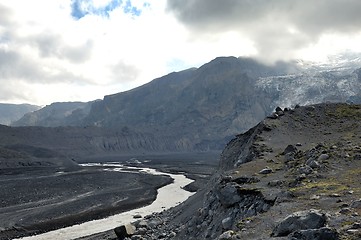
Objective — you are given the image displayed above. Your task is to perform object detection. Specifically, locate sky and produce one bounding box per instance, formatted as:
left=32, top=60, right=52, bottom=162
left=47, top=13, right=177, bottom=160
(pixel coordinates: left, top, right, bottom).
left=1, top=0, right=361, bottom=105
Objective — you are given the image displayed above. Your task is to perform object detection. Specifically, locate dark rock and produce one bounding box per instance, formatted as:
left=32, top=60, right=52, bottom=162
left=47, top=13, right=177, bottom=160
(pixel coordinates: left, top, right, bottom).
left=275, top=106, right=283, bottom=112
left=283, top=145, right=298, bottom=155
left=114, top=224, right=135, bottom=240
left=277, top=111, right=285, bottom=116
left=133, top=214, right=142, bottom=219
left=271, top=210, right=327, bottom=237
left=289, top=227, right=339, bottom=240
left=306, top=159, right=321, bottom=169
left=268, top=113, right=279, bottom=119
left=217, top=183, right=242, bottom=207
left=231, top=176, right=260, bottom=184
left=306, top=106, right=316, bottom=111
left=298, top=165, right=313, bottom=175
left=268, top=180, right=284, bottom=187
left=351, top=199, right=361, bottom=209
left=339, top=208, right=352, bottom=214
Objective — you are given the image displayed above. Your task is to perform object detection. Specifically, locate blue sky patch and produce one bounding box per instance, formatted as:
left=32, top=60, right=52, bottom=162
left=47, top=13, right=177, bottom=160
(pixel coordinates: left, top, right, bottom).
left=71, top=0, right=144, bottom=20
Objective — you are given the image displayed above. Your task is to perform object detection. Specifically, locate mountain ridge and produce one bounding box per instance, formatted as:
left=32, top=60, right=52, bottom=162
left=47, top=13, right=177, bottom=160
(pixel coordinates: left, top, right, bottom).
left=10, top=56, right=361, bottom=153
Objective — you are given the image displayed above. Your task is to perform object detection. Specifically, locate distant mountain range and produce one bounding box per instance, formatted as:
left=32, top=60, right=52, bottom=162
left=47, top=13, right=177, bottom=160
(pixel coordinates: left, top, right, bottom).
left=0, top=103, right=40, bottom=125
left=7, top=56, right=361, bottom=153
left=12, top=101, right=94, bottom=127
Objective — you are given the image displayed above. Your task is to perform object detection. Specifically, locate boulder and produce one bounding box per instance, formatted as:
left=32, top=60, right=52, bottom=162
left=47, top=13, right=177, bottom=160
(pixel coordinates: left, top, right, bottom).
left=351, top=199, right=361, bottom=209
left=222, top=216, right=233, bottom=230
left=271, top=210, right=327, bottom=237
left=318, top=154, right=330, bottom=161
left=217, top=183, right=242, bottom=207
left=259, top=168, right=272, bottom=174
left=283, top=145, right=298, bottom=155
left=114, top=224, right=136, bottom=240
left=289, top=227, right=339, bottom=240
left=275, top=106, right=283, bottom=112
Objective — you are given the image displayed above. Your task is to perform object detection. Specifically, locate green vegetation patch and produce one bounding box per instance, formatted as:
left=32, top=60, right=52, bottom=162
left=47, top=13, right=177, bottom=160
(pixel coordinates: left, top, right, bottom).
left=326, top=104, right=361, bottom=119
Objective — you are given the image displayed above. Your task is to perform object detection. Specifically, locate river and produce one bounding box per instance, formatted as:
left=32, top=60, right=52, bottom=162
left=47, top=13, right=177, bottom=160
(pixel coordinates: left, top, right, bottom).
left=16, top=163, right=194, bottom=240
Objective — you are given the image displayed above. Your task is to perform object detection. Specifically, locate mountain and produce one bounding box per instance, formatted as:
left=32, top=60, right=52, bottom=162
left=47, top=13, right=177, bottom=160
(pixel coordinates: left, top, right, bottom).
left=0, top=103, right=40, bottom=125
left=12, top=56, right=361, bottom=152
left=109, top=103, right=361, bottom=240
left=11, top=101, right=94, bottom=127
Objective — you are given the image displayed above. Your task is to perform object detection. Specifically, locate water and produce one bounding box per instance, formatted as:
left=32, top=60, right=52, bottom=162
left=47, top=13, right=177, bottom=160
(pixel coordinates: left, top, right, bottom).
left=16, top=163, right=194, bottom=240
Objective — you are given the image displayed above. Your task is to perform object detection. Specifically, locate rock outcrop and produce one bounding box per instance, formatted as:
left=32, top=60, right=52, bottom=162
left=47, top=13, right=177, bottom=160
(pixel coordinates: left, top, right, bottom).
left=98, top=103, right=361, bottom=240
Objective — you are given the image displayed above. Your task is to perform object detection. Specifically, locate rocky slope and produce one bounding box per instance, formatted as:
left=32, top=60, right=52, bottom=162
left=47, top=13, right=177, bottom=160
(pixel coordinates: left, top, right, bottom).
left=0, top=103, right=40, bottom=125
left=12, top=57, right=361, bottom=153
left=90, top=103, right=361, bottom=240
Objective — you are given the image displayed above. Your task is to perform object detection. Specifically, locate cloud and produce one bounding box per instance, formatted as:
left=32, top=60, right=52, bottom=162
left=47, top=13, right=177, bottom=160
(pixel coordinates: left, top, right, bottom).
left=27, top=33, right=93, bottom=63
left=110, top=60, right=140, bottom=83
left=166, top=0, right=361, bottom=61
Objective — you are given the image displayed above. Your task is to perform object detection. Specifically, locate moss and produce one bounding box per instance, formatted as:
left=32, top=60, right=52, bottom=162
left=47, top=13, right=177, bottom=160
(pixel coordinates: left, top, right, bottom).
left=326, top=104, right=361, bottom=119
left=289, top=178, right=349, bottom=195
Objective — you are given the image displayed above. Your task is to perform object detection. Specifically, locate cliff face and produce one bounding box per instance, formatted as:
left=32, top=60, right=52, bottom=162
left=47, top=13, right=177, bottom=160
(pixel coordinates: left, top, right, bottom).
left=133, top=103, right=361, bottom=240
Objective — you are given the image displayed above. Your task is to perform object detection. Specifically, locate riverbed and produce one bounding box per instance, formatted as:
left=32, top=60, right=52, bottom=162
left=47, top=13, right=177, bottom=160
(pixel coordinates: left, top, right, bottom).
left=16, top=163, right=194, bottom=240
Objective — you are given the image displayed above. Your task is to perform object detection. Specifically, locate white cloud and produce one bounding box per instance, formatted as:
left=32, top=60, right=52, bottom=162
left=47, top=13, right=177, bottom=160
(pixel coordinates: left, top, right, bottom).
left=0, top=0, right=361, bottom=105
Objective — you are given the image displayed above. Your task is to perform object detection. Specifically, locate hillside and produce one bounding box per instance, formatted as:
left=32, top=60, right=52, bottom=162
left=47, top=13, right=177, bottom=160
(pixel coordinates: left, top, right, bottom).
left=12, top=57, right=361, bottom=153
left=11, top=101, right=93, bottom=127
left=0, top=103, right=40, bottom=125
left=90, top=103, right=361, bottom=240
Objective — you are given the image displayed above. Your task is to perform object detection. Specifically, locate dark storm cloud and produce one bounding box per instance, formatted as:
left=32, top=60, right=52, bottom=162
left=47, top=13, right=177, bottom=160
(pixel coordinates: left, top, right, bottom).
left=166, top=0, right=361, bottom=59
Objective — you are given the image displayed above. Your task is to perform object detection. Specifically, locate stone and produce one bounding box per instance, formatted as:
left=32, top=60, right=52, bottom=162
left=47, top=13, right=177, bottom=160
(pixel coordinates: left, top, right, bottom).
left=275, top=106, right=283, bottom=112
left=296, top=143, right=302, bottom=147
left=218, top=230, right=236, bottom=240
left=148, top=217, right=163, bottom=228
left=298, top=165, right=313, bottom=175
left=268, top=180, right=284, bottom=187
left=339, top=207, right=352, bottom=214
left=133, top=214, right=142, bottom=219
left=306, top=159, right=321, bottom=169
left=268, top=113, right=279, bottom=119
left=289, top=227, right=339, bottom=240
left=138, top=220, right=148, bottom=228
left=350, top=222, right=361, bottom=229
left=283, top=145, right=298, bottom=155
left=169, top=231, right=177, bottom=237
left=217, top=183, right=242, bottom=207
left=130, top=235, right=143, bottom=240
left=114, top=224, right=136, bottom=240
left=222, top=217, right=233, bottom=230
left=271, top=210, right=327, bottom=237
left=231, top=176, right=260, bottom=184
left=351, top=199, right=361, bottom=209
left=318, top=154, right=330, bottom=161
left=259, top=168, right=272, bottom=174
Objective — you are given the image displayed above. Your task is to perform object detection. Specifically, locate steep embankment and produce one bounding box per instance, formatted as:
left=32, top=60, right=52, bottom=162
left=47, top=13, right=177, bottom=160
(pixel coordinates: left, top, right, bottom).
left=107, top=103, right=361, bottom=240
